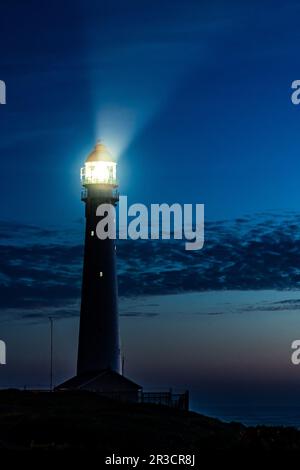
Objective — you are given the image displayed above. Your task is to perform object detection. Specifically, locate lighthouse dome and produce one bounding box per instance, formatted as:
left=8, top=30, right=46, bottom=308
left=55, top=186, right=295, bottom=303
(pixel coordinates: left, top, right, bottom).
left=81, top=140, right=117, bottom=187
left=86, top=141, right=115, bottom=163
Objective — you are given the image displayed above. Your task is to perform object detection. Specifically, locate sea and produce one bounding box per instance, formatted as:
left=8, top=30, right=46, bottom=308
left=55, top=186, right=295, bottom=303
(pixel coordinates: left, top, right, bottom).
left=195, top=405, right=300, bottom=428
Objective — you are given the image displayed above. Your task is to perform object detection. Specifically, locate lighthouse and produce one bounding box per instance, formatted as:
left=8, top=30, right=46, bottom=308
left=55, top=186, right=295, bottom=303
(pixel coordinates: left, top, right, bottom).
left=57, top=142, right=141, bottom=399
left=77, top=141, right=121, bottom=375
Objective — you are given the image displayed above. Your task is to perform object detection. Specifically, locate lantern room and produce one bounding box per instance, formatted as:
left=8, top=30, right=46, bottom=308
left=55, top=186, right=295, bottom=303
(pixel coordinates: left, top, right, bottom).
left=80, top=141, right=117, bottom=187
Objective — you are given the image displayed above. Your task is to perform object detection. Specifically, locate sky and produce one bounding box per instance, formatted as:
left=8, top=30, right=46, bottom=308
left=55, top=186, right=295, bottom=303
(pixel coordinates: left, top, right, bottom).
left=2, top=0, right=300, bottom=418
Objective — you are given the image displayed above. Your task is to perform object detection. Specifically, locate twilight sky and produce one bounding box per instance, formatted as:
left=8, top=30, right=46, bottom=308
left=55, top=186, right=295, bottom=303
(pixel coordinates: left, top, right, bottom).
left=1, top=0, right=300, bottom=413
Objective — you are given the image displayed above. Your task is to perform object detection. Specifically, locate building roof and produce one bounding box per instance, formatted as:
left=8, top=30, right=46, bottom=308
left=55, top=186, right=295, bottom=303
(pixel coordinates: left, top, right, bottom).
left=56, top=370, right=142, bottom=392
left=86, top=141, right=115, bottom=163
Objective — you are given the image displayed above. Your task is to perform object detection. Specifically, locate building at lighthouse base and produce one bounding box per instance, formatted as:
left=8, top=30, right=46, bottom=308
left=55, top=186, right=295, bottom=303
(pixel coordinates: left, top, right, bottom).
left=55, top=369, right=142, bottom=403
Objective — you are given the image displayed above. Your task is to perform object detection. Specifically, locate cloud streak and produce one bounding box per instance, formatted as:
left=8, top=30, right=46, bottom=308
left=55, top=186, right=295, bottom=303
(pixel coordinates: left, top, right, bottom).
left=1, top=212, right=300, bottom=321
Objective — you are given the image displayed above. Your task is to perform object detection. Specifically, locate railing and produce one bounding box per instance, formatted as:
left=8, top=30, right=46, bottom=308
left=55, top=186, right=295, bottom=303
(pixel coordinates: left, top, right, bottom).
left=81, top=188, right=119, bottom=201
left=140, top=390, right=189, bottom=411
left=0, top=387, right=189, bottom=410
left=81, top=188, right=88, bottom=200
left=81, top=177, right=117, bottom=186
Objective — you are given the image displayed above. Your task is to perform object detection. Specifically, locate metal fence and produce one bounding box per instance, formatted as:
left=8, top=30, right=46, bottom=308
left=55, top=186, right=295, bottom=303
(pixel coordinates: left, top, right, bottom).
left=140, top=390, right=189, bottom=411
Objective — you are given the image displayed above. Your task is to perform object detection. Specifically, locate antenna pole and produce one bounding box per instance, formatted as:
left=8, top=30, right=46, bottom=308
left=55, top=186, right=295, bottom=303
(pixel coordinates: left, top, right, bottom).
left=49, top=317, right=53, bottom=391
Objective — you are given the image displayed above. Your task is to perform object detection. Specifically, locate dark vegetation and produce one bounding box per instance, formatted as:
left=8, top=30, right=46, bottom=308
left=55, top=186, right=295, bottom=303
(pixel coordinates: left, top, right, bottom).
left=0, top=390, right=299, bottom=451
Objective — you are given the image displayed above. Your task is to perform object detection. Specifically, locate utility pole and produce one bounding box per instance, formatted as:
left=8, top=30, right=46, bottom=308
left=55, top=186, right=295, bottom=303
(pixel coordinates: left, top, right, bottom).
left=122, top=354, right=125, bottom=376
left=49, top=317, right=53, bottom=391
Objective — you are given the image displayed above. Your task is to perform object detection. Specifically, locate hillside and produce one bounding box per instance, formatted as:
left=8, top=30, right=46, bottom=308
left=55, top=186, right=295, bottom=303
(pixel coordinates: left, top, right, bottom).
left=0, top=390, right=300, bottom=451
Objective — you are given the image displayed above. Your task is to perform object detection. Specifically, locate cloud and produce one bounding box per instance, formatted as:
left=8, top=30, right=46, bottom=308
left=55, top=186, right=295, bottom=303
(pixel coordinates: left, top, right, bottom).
left=1, top=212, right=300, bottom=322
left=242, top=298, right=300, bottom=314
left=193, top=311, right=224, bottom=316
left=117, top=211, right=300, bottom=295
left=120, top=312, right=159, bottom=318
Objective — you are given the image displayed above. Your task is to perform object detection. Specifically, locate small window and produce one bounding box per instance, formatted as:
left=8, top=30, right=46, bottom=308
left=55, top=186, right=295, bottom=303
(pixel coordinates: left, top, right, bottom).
left=99, top=272, right=103, bottom=277
left=91, top=230, right=94, bottom=236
